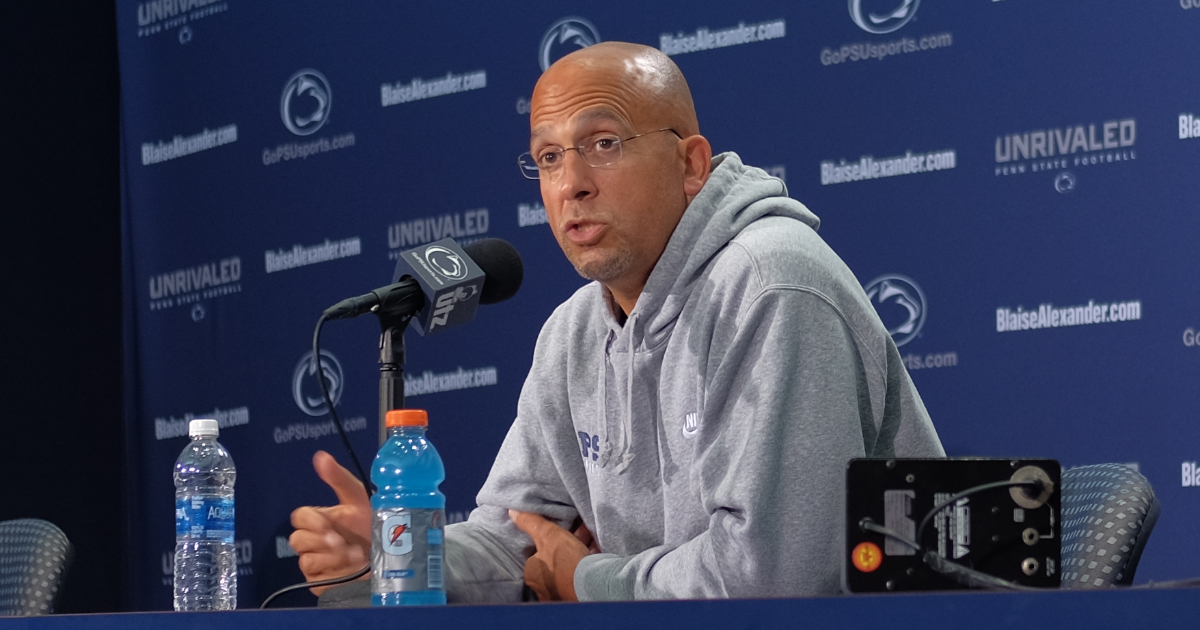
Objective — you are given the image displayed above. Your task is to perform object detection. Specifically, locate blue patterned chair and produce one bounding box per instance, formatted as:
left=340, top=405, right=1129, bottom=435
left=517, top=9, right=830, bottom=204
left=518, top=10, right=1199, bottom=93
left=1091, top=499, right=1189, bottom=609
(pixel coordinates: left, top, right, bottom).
left=0, top=518, right=73, bottom=615
left=1059, top=464, right=1159, bottom=588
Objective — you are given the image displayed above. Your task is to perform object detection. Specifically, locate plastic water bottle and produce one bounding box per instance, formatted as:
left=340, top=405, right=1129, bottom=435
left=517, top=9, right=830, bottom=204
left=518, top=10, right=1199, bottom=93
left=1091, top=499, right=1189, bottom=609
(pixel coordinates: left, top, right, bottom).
left=371, top=409, right=446, bottom=606
left=173, top=418, right=237, bottom=611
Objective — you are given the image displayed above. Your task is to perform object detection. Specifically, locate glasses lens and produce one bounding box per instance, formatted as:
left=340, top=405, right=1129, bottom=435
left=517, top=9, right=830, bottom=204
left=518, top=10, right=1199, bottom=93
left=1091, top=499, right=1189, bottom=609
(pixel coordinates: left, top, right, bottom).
left=583, top=136, right=622, bottom=168
left=517, top=153, right=540, bottom=180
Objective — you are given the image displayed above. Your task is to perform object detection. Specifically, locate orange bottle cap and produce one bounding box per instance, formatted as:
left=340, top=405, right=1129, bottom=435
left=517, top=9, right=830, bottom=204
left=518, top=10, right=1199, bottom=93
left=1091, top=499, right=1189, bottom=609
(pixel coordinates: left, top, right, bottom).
left=385, top=409, right=428, bottom=427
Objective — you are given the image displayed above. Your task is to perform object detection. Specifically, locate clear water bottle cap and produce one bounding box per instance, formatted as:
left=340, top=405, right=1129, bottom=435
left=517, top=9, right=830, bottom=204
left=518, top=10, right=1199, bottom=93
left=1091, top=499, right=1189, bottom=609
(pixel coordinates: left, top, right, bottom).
left=385, top=409, right=428, bottom=427
left=189, top=419, right=219, bottom=437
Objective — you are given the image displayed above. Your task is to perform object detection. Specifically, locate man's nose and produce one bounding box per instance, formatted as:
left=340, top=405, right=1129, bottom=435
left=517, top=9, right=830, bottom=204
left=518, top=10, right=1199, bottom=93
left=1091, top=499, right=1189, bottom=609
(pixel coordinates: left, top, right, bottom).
left=555, top=149, right=596, bottom=201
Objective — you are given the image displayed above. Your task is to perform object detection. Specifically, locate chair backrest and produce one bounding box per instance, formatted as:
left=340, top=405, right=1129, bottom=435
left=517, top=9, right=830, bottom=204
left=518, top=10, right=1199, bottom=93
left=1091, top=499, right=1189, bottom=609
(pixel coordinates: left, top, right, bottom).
left=0, top=519, right=73, bottom=615
left=1059, top=464, right=1159, bottom=589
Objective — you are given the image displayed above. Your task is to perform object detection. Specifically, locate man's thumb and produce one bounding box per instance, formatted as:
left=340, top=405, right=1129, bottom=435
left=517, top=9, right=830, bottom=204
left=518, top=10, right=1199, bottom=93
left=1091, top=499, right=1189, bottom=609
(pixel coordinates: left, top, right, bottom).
left=313, top=450, right=369, bottom=506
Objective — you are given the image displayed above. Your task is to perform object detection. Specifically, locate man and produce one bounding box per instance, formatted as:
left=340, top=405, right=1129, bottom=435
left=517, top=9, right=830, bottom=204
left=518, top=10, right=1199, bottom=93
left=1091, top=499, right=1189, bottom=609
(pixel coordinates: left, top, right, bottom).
left=290, top=41, right=944, bottom=603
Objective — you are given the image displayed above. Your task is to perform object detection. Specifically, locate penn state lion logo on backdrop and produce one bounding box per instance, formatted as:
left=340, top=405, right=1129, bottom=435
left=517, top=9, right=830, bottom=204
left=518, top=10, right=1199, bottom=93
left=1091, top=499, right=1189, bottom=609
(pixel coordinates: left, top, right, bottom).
left=280, top=69, right=332, bottom=136
left=292, top=349, right=344, bottom=416
left=849, top=0, right=920, bottom=34
left=864, top=274, right=927, bottom=347
left=539, top=17, right=601, bottom=71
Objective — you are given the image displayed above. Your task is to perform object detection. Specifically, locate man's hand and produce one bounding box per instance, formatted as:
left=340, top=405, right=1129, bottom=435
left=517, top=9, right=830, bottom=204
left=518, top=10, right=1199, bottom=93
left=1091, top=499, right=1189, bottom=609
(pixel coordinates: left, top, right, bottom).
left=509, top=510, right=592, bottom=602
left=288, top=451, right=372, bottom=595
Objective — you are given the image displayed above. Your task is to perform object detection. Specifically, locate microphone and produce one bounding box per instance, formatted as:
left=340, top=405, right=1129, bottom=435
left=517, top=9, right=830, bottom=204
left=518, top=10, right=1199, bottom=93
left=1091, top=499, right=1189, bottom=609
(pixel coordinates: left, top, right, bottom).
left=323, top=238, right=523, bottom=335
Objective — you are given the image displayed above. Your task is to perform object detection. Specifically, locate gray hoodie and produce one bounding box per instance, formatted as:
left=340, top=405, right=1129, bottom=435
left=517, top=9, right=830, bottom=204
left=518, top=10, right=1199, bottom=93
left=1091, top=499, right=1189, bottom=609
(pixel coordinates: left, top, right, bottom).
left=442, top=153, right=944, bottom=602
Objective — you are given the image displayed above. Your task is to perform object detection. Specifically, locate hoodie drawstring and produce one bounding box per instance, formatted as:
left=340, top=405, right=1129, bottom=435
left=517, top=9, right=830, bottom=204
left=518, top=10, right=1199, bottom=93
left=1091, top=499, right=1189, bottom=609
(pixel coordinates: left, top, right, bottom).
left=597, top=315, right=636, bottom=474
left=598, top=329, right=614, bottom=468
left=613, top=313, right=637, bottom=474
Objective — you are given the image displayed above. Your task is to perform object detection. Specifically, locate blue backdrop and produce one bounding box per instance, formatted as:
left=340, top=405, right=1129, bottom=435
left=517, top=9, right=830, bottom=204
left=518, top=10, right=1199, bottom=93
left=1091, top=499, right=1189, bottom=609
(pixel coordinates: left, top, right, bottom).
left=117, top=0, right=1200, bottom=610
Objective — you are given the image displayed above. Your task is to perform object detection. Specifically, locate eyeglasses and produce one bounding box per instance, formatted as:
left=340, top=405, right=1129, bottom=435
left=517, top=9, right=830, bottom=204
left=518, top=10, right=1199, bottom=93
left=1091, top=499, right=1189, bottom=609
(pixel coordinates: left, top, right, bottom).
left=518, top=128, right=681, bottom=180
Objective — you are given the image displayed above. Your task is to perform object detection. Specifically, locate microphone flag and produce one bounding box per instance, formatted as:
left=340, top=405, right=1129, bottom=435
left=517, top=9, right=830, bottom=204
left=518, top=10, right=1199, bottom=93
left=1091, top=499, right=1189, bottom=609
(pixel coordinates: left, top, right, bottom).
left=391, top=238, right=486, bottom=335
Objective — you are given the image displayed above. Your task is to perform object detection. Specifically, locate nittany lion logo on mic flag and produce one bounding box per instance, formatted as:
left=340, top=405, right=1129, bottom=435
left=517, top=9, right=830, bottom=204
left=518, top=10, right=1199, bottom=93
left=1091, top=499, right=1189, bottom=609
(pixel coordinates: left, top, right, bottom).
left=421, top=245, right=469, bottom=280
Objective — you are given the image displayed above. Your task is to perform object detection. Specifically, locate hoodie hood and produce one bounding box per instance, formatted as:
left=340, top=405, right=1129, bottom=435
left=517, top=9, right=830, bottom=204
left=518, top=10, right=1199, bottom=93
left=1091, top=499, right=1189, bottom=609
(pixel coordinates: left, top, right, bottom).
left=630, top=151, right=820, bottom=346
left=598, top=152, right=820, bottom=471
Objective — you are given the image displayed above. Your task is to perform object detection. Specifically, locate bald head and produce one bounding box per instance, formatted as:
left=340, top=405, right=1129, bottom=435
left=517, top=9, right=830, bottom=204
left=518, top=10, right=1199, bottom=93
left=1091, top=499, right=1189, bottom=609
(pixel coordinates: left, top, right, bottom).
left=527, top=42, right=713, bottom=315
left=533, top=42, right=700, bottom=138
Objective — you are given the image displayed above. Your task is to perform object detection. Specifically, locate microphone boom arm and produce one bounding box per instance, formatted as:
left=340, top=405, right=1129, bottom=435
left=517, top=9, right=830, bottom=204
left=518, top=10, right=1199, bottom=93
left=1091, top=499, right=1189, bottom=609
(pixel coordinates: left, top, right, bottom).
left=378, top=323, right=407, bottom=447
left=373, top=289, right=420, bottom=446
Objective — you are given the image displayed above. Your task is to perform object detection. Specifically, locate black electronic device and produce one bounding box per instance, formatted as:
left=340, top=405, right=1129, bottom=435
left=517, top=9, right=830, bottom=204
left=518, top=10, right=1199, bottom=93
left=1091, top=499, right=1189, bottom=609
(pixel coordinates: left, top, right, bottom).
left=844, top=458, right=1061, bottom=592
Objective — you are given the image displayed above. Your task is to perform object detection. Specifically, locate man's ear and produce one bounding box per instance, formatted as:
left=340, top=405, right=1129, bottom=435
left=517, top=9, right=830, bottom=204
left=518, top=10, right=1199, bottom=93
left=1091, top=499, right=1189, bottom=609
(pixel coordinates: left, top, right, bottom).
left=680, top=134, right=713, bottom=198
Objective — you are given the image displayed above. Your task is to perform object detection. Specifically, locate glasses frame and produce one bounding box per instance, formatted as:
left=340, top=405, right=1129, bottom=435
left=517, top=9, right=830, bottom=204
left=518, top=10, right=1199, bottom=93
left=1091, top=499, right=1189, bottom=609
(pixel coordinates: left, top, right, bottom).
left=518, top=128, right=682, bottom=180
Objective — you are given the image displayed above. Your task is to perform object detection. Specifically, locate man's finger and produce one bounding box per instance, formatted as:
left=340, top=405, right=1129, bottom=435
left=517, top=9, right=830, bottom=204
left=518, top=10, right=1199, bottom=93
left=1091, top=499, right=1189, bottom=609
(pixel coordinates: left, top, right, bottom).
left=523, top=555, right=554, bottom=602
left=297, top=548, right=367, bottom=580
left=509, top=510, right=559, bottom=543
left=313, top=450, right=370, bottom=506
left=287, top=529, right=328, bottom=555
left=290, top=505, right=336, bottom=532
left=572, top=521, right=601, bottom=553
left=572, top=521, right=594, bottom=548
left=288, top=528, right=349, bottom=555
left=298, top=547, right=368, bottom=597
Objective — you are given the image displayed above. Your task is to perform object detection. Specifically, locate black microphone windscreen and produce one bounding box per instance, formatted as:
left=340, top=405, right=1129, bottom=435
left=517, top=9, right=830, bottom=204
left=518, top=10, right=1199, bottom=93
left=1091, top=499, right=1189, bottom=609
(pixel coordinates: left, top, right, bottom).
left=464, top=238, right=524, bottom=305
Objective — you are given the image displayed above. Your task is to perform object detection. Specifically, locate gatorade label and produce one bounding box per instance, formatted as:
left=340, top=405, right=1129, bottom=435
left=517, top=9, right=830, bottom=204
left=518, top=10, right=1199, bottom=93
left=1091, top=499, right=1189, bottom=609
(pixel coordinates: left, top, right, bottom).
left=372, top=508, right=445, bottom=592
left=175, top=496, right=235, bottom=543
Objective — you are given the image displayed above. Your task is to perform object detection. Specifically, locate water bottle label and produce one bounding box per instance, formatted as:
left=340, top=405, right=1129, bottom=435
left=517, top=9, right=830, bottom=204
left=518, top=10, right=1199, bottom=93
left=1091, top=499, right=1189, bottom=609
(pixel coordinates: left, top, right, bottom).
left=175, top=497, right=235, bottom=543
left=372, top=508, right=445, bottom=594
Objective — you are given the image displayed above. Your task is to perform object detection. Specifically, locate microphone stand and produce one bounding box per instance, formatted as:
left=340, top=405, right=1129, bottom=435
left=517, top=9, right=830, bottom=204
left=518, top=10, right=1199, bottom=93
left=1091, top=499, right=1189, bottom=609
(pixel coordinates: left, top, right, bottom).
left=376, top=312, right=412, bottom=446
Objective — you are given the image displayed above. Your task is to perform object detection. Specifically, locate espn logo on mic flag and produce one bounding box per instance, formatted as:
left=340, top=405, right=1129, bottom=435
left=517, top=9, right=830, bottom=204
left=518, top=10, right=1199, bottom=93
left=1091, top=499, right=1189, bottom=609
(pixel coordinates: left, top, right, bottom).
left=393, top=238, right=485, bottom=335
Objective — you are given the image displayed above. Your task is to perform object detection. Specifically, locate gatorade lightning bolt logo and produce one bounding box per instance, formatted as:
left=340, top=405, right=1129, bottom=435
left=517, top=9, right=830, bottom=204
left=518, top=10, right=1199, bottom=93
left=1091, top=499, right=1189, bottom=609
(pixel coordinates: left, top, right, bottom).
left=389, top=523, right=409, bottom=545
left=382, top=513, right=414, bottom=555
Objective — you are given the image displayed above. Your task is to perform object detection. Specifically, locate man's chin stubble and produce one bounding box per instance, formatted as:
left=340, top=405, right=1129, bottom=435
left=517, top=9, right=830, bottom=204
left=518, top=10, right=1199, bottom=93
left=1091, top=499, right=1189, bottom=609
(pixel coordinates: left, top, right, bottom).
left=570, top=248, right=635, bottom=283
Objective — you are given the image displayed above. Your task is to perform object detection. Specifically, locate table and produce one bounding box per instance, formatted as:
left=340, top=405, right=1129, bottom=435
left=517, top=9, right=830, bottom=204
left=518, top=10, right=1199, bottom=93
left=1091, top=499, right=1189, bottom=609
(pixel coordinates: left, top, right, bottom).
left=8, top=586, right=1200, bottom=629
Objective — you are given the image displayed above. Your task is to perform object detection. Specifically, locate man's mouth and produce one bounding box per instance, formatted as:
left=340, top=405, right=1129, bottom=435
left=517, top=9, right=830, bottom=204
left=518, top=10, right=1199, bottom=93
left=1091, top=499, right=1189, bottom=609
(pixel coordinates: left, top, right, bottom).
left=564, top=220, right=607, bottom=245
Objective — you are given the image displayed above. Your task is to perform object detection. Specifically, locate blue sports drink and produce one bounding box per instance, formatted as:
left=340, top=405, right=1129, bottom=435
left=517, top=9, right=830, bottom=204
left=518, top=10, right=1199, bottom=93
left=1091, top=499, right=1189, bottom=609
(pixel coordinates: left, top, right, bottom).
left=371, top=409, right=447, bottom=606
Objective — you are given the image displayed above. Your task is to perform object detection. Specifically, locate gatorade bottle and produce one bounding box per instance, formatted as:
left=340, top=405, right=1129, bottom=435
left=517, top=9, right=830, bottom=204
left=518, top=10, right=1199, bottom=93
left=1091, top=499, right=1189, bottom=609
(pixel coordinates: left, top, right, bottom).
left=371, top=409, right=447, bottom=605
